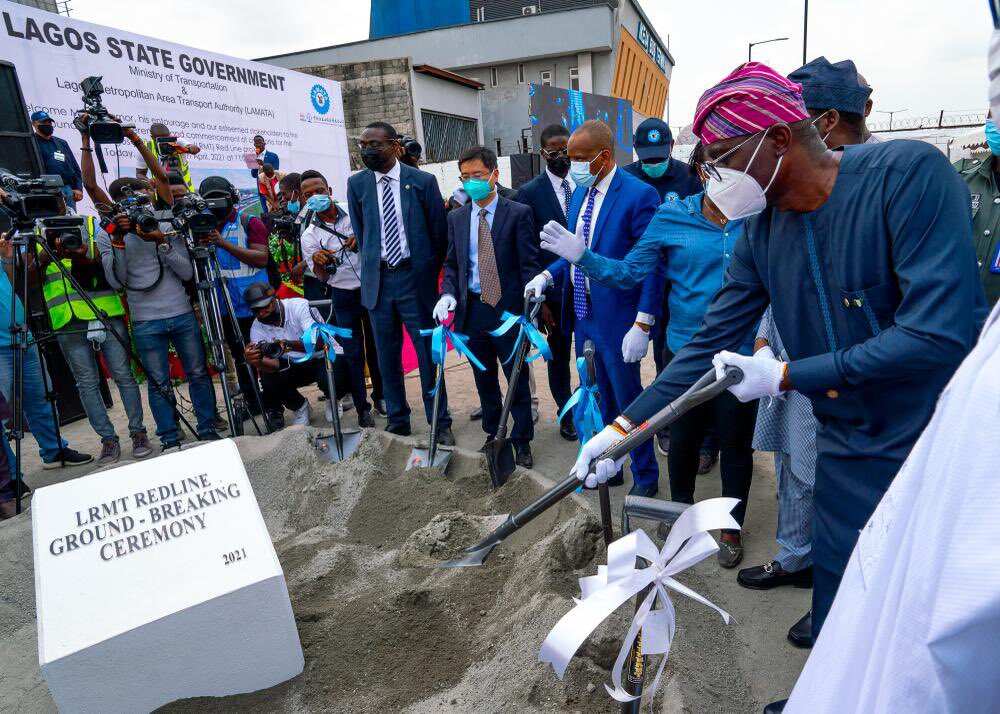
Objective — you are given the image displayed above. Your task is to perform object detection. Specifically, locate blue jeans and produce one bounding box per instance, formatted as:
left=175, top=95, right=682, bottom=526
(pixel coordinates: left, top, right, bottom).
left=132, top=311, right=217, bottom=445
left=57, top=317, right=145, bottom=441
left=0, top=342, right=68, bottom=473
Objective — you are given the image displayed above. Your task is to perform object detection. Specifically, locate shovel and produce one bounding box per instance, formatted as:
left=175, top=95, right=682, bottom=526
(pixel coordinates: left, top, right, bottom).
left=314, top=354, right=362, bottom=463
left=580, top=339, right=615, bottom=545
left=440, top=365, right=743, bottom=568
left=405, top=357, right=453, bottom=472
left=484, top=296, right=542, bottom=489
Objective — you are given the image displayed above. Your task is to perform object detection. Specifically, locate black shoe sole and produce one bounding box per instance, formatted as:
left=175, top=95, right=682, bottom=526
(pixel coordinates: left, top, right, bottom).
left=787, top=632, right=814, bottom=649
left=737, top=572, right=814, bottom=591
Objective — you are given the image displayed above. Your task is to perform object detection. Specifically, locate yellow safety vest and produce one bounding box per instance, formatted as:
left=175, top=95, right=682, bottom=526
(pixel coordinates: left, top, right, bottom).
left=146, top=138, right=194, bottom=191
left=39, top=216, right=125, bottom=330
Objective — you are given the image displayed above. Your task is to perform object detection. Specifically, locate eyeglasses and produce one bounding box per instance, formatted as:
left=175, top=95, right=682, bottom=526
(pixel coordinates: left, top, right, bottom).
left=541, top=148, right=568, bottom=159
left=357, top=140, right=395, bottom=152
left=697, top=131, right=764, bottom=181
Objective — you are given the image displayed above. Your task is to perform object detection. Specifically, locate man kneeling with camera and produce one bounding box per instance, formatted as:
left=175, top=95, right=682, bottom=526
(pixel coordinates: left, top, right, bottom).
left=243, top=282, right=341, bottom=429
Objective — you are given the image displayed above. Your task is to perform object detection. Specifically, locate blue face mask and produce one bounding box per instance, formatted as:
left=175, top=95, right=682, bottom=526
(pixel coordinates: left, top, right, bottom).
left=461, top=177, right=494, bottom=202
left=569, top=152, right=605, bottom=188
left=287, top=199, right=300, bottom=213
left=641, top=158, right=670, bottom=179
left=305, top=194, right=332, bottom=213
left=986, top=122, right=1000, bottom=156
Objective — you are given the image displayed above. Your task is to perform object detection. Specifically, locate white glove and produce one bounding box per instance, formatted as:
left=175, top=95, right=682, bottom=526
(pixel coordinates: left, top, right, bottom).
left=621, top=324, right=651, bottom=363
left=571, top=425, right=627, bottom=489
left=712, top=348, right=785, bottom=402
left=540, top=220, right=585, bottom=263
left=433, top=294, right=456, bottom=323
left=524, top=272, right=551, bottom=303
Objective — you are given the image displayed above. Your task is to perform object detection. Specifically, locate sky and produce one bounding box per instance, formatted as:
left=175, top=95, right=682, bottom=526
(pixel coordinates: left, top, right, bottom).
left=67, top=0, right=993, bottom=133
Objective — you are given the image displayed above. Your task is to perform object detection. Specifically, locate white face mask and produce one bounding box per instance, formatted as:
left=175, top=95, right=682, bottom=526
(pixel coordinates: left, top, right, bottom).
left=704, top=131, right=782, bottom=221
left=812, top=110, right=834, bottom=147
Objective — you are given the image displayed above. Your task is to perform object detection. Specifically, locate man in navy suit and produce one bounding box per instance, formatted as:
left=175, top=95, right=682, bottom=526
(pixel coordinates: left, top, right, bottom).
left=514, top=124, right=577, bottom=442
left=347, top=121, right=454, bottom=443
left=525, top=120, right=663, bottom=496
left=435, top=146, right=540, bottom=466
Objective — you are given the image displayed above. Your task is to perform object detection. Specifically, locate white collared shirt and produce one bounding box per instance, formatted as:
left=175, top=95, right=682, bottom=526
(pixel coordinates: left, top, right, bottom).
left=546, top=168, right=575, bottom=217
left=468, top=192, right=499, bottom=293
left=299, top=206, right=362, bottom=291
left=373, top=159, right=410, bottom=260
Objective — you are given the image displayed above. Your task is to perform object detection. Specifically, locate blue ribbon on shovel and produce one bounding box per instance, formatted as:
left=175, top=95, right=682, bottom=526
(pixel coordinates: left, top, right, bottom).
left=559, top=355, right=604, bottom=445
left=419, top=323, right=486, bottom=394
left=489, top=311, right=552, bottom=365
left=294, top=322, right=353, bottom=363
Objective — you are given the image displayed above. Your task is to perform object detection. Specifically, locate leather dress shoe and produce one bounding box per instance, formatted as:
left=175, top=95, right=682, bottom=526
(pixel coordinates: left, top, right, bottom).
left=514, top=443, right=533, bottom=468
left=627, top=483, right=657, bottom=498
left=697, top=448, right=718, bottom=475
left=386, top=423, right=412, bottom=437
left=787, top=610, right=813, bottom=649
left=559, top=420, right=578, bottom=441
left=717, top=531, right=743, bottom=568
left=737, top=562, right=813, bottom=590
left=763, top=700, right=787, bottom=713
left=435, top=426, right=456, bottom=446
left=357, top=410, right=376, bottom=429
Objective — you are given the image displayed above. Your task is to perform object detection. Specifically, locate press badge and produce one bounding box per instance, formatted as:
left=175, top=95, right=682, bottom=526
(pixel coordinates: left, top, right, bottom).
left=53, top=151, right=66, bottom=162
left=991, top=240, right=1000, bottom=274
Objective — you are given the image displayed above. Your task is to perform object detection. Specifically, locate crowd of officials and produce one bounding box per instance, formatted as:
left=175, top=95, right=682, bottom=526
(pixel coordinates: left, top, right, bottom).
left=3, top=51, right=998, bottom=713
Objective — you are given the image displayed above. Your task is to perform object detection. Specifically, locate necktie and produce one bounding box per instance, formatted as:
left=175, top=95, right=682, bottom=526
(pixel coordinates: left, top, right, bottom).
left=380, top=175, right=403, bottom=266
left=560, top=179, right=572, bottom=218
left=478, top=208, right=502, bottom=307
left=572, top=187, right=598, bottom=320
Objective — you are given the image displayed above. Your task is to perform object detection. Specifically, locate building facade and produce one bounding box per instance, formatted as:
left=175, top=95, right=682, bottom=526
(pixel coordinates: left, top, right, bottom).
left=258, top=0, right=672, bottom=157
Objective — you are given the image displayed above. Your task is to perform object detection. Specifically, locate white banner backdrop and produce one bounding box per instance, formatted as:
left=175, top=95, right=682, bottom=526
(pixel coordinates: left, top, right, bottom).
left=0, top=0, right=349, bottom=211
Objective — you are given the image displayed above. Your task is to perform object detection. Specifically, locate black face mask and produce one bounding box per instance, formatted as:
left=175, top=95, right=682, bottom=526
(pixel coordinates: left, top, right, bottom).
left=361, top=148, right=393, bottom=173
left=546, top=154, right=571, bottom=178
left=36, top=124, right=54, bottom=138
left=257, top=303, right=281, bottom=325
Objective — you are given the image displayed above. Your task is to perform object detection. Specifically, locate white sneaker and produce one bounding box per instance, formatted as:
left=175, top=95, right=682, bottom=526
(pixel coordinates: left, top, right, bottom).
left=324, top=401, right=343, bottom=424
left=292, top=402, right=312, bottom=426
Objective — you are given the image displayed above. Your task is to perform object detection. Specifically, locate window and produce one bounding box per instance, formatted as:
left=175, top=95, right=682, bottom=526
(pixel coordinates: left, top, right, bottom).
left=490, top=66, right=499, bottom=88
left=517, top=64, right=525, bottom=84
left=474, top=6, right=485, bottom=22
left=421, top=110, right=479, bottom=163
left=539, top=70, right=552, bottom=86
left=569, top=66, right=580, bottom=91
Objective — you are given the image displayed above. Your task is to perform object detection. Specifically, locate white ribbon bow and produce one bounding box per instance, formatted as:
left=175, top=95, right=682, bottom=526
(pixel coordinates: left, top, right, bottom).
left=539, top=498, right=740, bottom=704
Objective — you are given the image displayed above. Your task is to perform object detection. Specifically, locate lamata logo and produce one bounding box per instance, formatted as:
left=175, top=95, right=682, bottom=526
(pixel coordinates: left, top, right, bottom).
left=310, top=84, right=330, bottom=115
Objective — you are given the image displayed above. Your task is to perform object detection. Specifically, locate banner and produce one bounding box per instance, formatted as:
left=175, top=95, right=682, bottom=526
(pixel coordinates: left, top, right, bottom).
left=0, top=0, right=349, bottom=212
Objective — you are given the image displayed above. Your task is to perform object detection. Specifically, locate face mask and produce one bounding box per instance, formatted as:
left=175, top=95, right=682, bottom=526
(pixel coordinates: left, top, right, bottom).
left=286, top=200, right=300, bottom=214
left=257, top=302, right=280, bottom=325
left=704, top=131, right=782, bottom=221
left=641, top=159, right=670, bottom=179
left=546, top=154, right=571, bottom=177
left=36, top=124, right=54, bottom=137
left=986, top=122, right=1000, bottom=156
left=811, top=110, right=834, bottom=146
left=305, top=194, right=332, bottom=213
left=361, top=148, right=392, bottom=173
left=569, top=152, right=606, bottom=188
left=461, top=176, right=493, bottom=202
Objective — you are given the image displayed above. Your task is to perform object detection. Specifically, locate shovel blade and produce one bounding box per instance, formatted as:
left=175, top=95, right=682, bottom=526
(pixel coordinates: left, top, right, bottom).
left=484, top=437, right=515, bottom=489
left=314, top=429, right=362, bottom=463
left=405, top=445, right=453, bottom=472
left=439, top=540, right=498, bottom=568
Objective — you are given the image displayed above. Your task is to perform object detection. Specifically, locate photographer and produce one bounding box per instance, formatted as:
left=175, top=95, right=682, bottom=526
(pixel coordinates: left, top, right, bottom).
left=242, top=282, right=341, bottom=428
left=196, top=176, right=270, bottom=412
left=265, top=172, right=306, bottom=298
left=136, top=123, right=200, bottom=191
left=33, top=194, right=152, bottom=464
left=298, top=169, right=375, bottom=428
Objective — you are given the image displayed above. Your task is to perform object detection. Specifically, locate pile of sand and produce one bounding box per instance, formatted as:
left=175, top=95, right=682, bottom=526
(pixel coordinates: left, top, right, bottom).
left=0, top=428, right=635, bottom=713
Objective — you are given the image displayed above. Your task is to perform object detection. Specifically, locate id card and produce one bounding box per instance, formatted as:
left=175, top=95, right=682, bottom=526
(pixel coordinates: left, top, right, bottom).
left=53, top=151, right=66, bottom=162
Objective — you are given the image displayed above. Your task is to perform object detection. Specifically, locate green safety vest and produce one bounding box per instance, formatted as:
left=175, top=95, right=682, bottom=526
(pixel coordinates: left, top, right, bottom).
left=39, top=216, right=125, bottom=330
left=146, top=138, right=194, bottom=190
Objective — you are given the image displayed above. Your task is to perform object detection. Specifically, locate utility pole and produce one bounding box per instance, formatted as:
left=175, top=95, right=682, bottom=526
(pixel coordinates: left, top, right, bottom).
left=877, top=109, right=907, bottom=131
left=749, top=37, right=789, bottom=62
left=803, top=0, right=809, bottom=64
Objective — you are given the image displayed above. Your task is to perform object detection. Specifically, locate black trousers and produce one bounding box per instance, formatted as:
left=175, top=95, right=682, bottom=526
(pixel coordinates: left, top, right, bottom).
left=666, top=389, right=757, bottom=526
left=259, top=359, right=348, bottom=414
left=463, top=293, right=533, bottom=445
left=662, top=347, right=719, bottom=451
left=359, top=307, right=383, bottom=402
left=331, top=287, right=372, bottom=414
left=542, top=294, right=573, bottom=424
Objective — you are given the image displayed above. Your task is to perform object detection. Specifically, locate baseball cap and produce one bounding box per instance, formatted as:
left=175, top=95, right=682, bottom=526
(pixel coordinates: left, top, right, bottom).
left=634, top=118, right=674, bottom=160
left=30, top=110, right=53, bottom=122
left=243, top=282, right=275, bottom=310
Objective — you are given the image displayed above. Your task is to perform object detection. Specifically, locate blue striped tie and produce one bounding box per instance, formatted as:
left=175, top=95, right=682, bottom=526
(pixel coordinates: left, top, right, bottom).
left=560, top=179, right=572, bottom=219
left=381, top=175, right=403, bottom=266
left=572, top=187, right=598, bottom=320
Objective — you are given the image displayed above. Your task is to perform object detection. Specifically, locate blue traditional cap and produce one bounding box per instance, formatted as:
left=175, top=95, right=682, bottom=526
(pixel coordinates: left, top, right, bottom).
left=787, top=57, right=872, bottom=115
left=634, top=117, right=673, bottom=160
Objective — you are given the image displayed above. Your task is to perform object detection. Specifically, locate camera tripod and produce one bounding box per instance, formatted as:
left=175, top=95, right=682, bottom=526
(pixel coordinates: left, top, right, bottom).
left=187, top=240, right=267, bottom=438
left=3, top=224, right=199, bottom=515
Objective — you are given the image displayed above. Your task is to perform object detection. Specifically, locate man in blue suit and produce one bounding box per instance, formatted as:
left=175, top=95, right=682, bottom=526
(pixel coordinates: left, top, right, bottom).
left=346, top=121, right=454, bottom=443
left=525, top=120, right=663, bottom=496
left=435, top=146, right=540, bottom=466
left=515, top=124, right=577, bottom=442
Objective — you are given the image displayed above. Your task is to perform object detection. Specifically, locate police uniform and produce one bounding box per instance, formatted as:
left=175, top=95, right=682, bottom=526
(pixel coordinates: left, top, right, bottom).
left=954, top=154, right=1000, bottom=307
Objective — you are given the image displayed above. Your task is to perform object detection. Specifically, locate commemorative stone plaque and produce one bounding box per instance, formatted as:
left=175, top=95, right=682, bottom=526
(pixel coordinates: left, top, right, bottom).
left=32, top=439, right=303, bottom=712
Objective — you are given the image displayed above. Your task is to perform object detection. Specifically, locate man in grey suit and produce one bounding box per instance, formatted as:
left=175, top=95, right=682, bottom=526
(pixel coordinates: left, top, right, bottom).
left=346, top=121, right=454, bottom=441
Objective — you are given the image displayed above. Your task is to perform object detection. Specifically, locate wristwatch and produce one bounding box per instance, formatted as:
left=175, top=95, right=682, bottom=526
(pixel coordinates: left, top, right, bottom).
left=156, top=240, right=172, bottom=255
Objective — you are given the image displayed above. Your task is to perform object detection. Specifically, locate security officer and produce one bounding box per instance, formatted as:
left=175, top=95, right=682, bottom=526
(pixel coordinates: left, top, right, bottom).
left=954, top=133, right=1000, bottom=308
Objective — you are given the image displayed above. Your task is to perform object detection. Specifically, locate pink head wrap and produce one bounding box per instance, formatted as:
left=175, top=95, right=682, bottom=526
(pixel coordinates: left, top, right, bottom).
left=693, top=62, right=809, bottom=146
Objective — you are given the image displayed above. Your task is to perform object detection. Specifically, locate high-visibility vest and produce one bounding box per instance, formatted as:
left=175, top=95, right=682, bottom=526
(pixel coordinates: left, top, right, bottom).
left=39, top=216, right=125, bottom=330
left=146, top=138, right=194, bottom=191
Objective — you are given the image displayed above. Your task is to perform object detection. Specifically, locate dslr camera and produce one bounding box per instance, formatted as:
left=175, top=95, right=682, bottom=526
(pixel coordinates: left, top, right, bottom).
left=254, top=340, right=285, bottom=359
left=73, top=76, right=126, bottom=144
left=37, top=215, right=89, bottom=253
left=105, top=185, right=159, bottom=234
left=170, top=193, right=220, bottom=240
left=0, top=172, right=65, bottom=226
left=267, top=209, right=299, bottom=240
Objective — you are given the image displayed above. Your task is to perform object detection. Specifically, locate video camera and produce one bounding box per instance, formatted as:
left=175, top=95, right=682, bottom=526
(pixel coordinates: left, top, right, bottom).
left=170, top=193, right=221, bottom=240
left=37, top=215, right=88, bottom=252
left=101, top=185, right=160, bottom=235
left=254, top=340, right=285, bottom=359
left=73, top=76, right=127, bottom=144
left=155, top=136, right=180, bottom=157
left=400, top=136, right=422, bottom=163
left=267, top=208, right=299, bottom=240
left=0, top=172, right=65, bottom=226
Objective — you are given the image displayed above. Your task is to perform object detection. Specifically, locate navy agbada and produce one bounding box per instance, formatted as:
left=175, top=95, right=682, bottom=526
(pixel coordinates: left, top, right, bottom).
left=624, top=139, right=987, bottom=637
